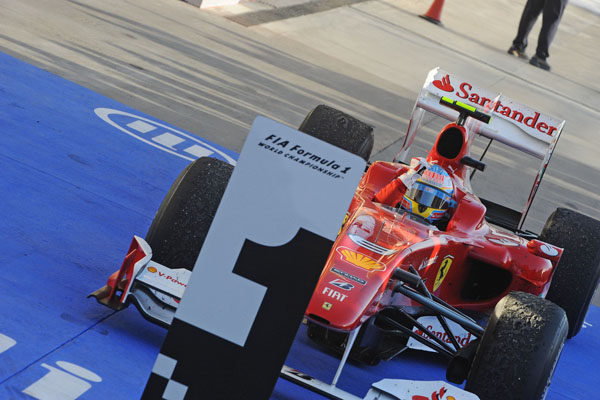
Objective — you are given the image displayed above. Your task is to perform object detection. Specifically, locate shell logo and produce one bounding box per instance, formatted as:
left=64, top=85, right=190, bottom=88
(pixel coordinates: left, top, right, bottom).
left=336, top=247, right=385, bottom=271
left=147, top=266, right=157, bottom=273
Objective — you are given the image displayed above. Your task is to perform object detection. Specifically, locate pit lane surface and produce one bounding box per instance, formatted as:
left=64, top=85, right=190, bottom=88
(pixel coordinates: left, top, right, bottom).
left=0, top=52, right=599, bottom=400
left=3, top=0, right=600, bottom=236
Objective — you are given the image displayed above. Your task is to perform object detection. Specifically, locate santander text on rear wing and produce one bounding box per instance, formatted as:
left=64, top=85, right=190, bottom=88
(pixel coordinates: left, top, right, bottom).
left=395, top=67, right=566, bottom=231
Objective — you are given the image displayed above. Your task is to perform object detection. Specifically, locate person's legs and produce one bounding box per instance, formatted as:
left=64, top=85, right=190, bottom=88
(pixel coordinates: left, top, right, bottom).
left=512, top=0, right=545, bottom=51
left=536, top=0, right=568, bottom=58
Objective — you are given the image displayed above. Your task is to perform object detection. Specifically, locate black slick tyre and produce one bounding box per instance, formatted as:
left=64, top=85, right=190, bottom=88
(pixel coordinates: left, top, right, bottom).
left=299, top=105, right=374, bottom=161
left=465, top=291, right=568, bottom=400
left=539, top=208, right=600, bottom=338
left=145, top=157, right=233, bottom=271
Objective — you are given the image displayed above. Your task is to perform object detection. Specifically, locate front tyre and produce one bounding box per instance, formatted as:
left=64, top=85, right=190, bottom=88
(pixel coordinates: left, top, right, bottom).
left=465, top=292, right=568, bottom=400
left=145, top=157, right=233, bottom=271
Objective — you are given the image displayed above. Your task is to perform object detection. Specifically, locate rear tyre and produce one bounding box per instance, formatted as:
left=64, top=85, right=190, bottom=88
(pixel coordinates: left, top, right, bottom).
left=298, top=105, right=374, bottom=161
left=539, top=208, right=600, bottom=337
left=145, top=157, right=233, bottom=270
left=465, top=291, right=568, bottom=400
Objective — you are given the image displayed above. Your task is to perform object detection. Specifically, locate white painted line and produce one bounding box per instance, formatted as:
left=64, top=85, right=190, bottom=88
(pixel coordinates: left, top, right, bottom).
left=23, top=362, right=101, bottom=400
left=56, top=361, right=102, bottom=382
left=184, top=144, right=214, bottom=158
left=152, top=133, right=185, bottom=149
left=127, top=120, right=156, bottom=133
left=0, top=333, right=16, bottom=354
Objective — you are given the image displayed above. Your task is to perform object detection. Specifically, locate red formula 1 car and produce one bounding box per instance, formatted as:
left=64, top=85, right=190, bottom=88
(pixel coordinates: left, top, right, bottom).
left=90, top=68, right=600, bottom=400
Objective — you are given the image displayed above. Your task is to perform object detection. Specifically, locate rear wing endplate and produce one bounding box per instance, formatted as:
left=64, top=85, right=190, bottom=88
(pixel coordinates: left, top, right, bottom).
left=395, top=67, right=566, bottom=231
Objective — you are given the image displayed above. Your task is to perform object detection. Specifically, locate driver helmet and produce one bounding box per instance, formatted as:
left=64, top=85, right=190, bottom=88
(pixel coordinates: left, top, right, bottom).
left=400, top=164, right=455, bottom=223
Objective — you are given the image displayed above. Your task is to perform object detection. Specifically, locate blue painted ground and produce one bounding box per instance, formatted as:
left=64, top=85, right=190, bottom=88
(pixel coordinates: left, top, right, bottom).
left=0, top=51, right=598, bottom=399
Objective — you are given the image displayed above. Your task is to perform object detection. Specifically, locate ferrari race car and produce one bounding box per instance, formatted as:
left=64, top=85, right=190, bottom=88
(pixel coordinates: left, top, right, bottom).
left=90, top=68, right=600, bottom=400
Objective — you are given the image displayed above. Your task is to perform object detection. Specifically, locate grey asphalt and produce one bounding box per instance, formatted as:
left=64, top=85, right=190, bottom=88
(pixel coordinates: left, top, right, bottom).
left=1, top=0, right=599, bottom=303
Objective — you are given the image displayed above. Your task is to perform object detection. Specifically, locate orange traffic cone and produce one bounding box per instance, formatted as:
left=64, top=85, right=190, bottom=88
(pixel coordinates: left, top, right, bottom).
left=419, top=0, right=445, bottom=26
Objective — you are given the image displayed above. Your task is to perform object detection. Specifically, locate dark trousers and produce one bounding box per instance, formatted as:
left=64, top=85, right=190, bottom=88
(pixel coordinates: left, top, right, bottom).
left=512, top=0, right=568, bottom=59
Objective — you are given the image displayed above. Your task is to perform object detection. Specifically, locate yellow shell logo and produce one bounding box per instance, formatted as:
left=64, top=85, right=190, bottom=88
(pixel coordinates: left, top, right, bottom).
left=147, top=266, right=157, bottom=273
left=337, top=247, right=385, bottom=271
left=433, top=255, right=454, bottom=291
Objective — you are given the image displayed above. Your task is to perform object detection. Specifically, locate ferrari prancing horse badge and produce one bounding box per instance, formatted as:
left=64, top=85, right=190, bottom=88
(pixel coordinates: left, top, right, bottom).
left=433, top=255, right=454, bottom=291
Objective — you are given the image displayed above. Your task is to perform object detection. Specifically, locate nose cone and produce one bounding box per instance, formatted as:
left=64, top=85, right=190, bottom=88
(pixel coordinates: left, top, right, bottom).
left=305, top=260, right=386, bottom=331
left=305, top=208, right=422, bottom=330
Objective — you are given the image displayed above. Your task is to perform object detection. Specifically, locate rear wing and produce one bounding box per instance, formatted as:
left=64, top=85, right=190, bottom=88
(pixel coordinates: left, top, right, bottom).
left=395, top=67, right=566, bottom=232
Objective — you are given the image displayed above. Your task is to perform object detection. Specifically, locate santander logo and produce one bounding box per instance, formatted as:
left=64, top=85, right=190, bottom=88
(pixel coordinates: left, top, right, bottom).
left=431, top=74, right=557, bottom=137
left=414, top=324, right=474, bottom=347
left=432, top=74, right=454, bottom=92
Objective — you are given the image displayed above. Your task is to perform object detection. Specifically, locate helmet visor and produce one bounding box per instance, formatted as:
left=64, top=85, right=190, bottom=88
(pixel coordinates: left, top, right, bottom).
left=406, top=182, right=452, bottom=210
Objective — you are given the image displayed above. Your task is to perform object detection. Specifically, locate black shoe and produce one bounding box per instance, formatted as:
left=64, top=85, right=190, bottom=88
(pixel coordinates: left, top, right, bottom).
left=507, top=46, right=527, bottom=59
left=529, top=55, right=551, bottom=71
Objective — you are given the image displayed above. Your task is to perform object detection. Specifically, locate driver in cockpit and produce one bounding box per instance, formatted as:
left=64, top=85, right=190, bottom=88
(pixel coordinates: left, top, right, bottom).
left=373, top=158, right=456, bottom=225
